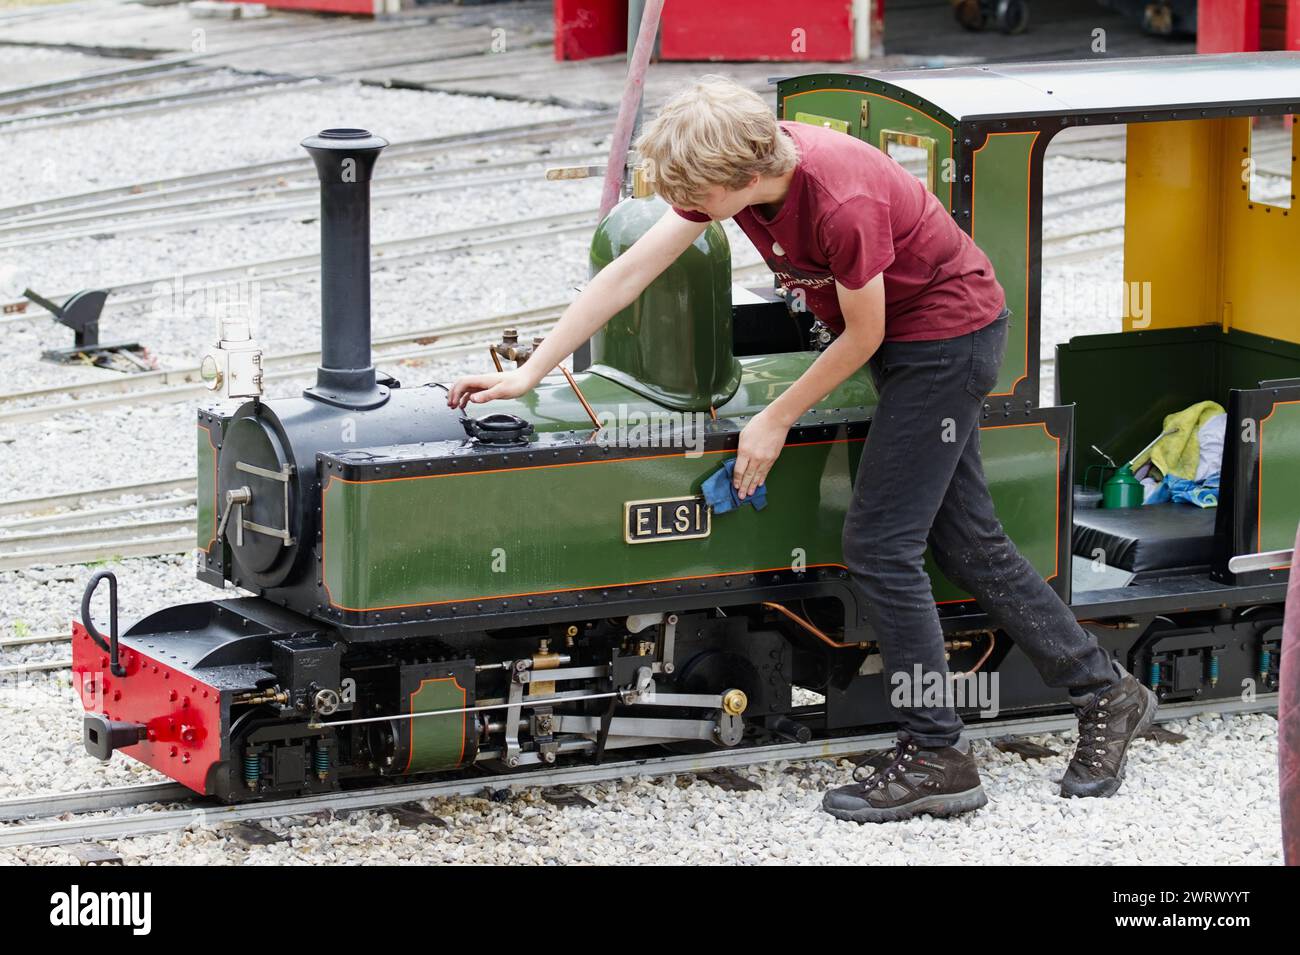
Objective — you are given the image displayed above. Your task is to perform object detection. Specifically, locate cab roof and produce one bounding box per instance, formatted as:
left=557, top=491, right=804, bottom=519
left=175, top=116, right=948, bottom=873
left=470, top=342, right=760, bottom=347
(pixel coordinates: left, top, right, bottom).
left=857, top=51, right=1300, bottom=122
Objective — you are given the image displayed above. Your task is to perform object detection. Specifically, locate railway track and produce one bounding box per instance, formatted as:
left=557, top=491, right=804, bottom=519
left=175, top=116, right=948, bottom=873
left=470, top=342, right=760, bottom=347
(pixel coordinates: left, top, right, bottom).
left=0, top=111, right=612, bottom=228
left=0, top=475, right=193, bottom=520
left=0, top=206, right=600, bottom=336
left=0, top=14, right=486, bottom=132
left=0, top=473, right=199, bottom=571
left=0, top=782, right=193, bottom=825
left=0, top=694, right=1274, bottom=850
left=0, top=209, right=597, bottom=349
left=0, top=303, right=565, bottom=423
left=0, top=260, right=774, bottom=430
left=0, top=149, right=609, bottom=244
left=0, top=659, right=71, bottom=678
left=0, top=630, right=74, bottom=650
left=0, top=74, right=333, bottom=132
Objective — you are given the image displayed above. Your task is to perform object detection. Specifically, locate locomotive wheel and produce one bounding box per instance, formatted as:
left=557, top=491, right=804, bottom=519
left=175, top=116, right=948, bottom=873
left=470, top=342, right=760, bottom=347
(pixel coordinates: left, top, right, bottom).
left=953, top=0, right=989, bottom=31
left=995, top=0, right=1029, bottom=34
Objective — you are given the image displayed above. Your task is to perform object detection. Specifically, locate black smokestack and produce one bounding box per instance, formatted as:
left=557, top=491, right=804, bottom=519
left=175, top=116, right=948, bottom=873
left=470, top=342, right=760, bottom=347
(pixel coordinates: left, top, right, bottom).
left=300, top=128, right=388, bottom=409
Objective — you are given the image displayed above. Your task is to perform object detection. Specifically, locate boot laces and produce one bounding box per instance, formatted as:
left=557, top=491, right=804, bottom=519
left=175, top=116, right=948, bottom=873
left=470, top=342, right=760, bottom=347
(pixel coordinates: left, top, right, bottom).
left=1072, top=695, right=1110, bottom=770
left=852, top=739, right=917, bottom=786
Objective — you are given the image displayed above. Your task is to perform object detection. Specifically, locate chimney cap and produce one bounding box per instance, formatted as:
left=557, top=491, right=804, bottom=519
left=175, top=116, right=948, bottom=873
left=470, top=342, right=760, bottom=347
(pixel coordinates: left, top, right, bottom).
left=301, top=128, right=389, bottom=152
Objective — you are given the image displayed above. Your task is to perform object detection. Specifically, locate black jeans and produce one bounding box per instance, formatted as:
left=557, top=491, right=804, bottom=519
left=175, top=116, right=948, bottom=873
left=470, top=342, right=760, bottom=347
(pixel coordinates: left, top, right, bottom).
left=841, top=309, right=1116, bottom=747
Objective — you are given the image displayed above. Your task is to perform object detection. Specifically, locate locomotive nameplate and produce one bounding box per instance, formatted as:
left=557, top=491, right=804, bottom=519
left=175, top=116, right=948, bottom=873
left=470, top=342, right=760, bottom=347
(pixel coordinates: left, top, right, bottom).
left=624, top=496, right=711, bottom=544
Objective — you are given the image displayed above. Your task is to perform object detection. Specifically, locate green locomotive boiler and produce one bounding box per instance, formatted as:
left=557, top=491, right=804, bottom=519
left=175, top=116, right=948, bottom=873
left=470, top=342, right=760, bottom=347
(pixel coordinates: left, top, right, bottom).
left=73, top=53, right=1300, bottom=802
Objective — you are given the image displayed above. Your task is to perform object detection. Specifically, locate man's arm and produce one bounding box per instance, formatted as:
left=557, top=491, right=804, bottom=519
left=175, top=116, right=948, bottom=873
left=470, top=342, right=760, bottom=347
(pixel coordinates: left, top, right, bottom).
left=447, top=210, right=709, bottom=408
left=732, top=273, right=886, bottom=499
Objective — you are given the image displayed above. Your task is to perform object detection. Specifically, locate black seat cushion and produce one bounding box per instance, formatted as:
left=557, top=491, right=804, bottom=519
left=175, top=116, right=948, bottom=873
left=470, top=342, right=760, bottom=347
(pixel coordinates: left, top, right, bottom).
left=1072, top=503, right=1219, bottom=574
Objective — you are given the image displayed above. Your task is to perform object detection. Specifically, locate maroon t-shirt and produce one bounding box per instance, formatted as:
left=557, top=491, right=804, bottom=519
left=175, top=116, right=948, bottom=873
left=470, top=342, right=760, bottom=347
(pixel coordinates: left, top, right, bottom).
left=673, top=120, right=1005, bottom=341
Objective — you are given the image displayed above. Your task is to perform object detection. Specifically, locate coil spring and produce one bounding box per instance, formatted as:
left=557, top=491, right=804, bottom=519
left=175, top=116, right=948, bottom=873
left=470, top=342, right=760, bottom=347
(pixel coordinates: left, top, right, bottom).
left=1208, top=655, right=1220, bottom=686
left=1260, top=649, right=1271, bottom=682
left=243, top=752, right=260, bottom=783
left=314, top=746, right=330, bottom=777
left=1148, top=660, right=1160, bottom=688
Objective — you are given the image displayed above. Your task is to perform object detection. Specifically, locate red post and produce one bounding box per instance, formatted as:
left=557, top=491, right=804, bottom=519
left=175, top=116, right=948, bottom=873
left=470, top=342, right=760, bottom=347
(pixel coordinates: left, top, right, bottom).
left=553, top=1, right=629, bottom=62
left=1197, top=0, right=1261, bottom=53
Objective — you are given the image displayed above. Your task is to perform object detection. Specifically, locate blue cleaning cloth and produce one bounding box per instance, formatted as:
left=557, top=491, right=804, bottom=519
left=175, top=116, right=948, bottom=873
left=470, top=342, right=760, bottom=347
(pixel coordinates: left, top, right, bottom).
left=1145, top=472, right=1220, bottom=508
left=701, top=458, right=767, bottom=514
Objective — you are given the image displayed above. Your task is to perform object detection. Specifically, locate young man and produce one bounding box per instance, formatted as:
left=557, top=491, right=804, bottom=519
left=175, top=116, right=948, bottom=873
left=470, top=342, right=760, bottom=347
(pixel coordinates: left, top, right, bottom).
left=447, top=76, right=1158, bottom=823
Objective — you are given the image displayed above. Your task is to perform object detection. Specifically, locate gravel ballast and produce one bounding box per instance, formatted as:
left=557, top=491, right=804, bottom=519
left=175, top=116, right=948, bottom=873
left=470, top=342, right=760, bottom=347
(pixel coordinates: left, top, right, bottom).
left=0, top=710, right=1281, bottom=865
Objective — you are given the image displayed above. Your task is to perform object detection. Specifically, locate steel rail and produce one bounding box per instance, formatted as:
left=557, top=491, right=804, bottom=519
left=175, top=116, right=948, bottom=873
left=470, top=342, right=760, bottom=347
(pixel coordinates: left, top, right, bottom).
left=0, top=475, right=195, bottom=519
left=0, top=494, right=198, bottom=531
left=0, top=532, right=196, bottom=573
left=0, top=694, right=1276, bottom=849
left=0, top=659, right=72, bottom=677
left=0, top=782, right=192, bottom=824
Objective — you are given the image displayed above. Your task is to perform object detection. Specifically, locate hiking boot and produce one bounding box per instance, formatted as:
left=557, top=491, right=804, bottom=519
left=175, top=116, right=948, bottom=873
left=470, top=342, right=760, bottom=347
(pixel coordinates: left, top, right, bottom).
left=822, top=737, right=988, bottom=823
left=1060, top=661, right=1158, bottom=798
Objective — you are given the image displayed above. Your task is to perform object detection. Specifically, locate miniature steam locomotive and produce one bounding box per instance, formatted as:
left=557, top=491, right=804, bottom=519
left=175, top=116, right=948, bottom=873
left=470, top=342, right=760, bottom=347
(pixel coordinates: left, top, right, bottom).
left=74, top=54, right=1300, bottom=802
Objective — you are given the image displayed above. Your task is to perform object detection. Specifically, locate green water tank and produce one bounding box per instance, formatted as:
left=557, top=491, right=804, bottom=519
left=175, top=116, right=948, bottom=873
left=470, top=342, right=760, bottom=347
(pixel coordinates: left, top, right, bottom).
left=587, top=191, right=741, bottom=412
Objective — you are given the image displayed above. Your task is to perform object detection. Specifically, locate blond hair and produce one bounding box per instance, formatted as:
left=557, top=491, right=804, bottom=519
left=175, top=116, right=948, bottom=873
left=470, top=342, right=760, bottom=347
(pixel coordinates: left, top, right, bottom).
left=633, top=75, right=797, bottom=207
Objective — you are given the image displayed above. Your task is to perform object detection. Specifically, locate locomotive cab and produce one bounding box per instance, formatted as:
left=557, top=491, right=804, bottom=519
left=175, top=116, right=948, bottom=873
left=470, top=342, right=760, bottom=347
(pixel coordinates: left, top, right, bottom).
left=1056, top=108, right=1300, bottom=595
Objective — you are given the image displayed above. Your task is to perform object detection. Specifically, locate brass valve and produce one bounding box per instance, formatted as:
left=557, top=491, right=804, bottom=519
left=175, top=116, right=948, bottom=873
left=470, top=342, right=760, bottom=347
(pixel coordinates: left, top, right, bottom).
left=491, top=329, right=543, bottom=368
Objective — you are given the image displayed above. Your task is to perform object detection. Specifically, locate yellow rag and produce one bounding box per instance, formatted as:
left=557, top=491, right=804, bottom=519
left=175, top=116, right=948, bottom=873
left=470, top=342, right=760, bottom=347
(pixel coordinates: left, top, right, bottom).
left=1131, top=400, right=1226, bottom=480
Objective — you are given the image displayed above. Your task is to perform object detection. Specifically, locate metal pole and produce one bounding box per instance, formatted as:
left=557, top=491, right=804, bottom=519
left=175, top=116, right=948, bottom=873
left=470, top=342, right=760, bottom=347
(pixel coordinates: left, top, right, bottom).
left=598, top=0, right=664, bottom=221
left=575, top=0, right=663, bottom=373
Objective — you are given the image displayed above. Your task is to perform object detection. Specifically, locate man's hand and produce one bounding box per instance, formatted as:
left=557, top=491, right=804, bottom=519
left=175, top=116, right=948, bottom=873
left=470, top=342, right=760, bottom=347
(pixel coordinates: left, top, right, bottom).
left=734, top=407, right=792, bottom=500
left=446, top=368, right=534, bottom=410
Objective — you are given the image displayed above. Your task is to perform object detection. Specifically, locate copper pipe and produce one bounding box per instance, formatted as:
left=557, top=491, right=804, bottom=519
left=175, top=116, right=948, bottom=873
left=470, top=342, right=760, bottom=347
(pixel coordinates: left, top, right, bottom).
left=488, top=346, right=503, bottom=373
left=953, top=629, right=996, bottom=675
left=763, top=601, right=870, bottom=649
left=709, top=405, right=717, bottom=420
left=558, top=364, right=602, bottom=429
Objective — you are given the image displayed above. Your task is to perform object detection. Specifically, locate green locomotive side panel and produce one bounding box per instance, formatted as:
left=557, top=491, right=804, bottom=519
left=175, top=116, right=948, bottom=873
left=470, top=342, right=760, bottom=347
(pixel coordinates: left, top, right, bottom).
left=928, top=421, right=1063, bottom=600
left=197, top=423, right=218, bottom=553
left=971, top=131, right=1036, bottom=397
left=321, top=421, right=1062, bottom=613
left=323, top=438, right=857, bottom=612
left=1259, top=401, right=1300, bottom=555
left=406, top=676, right=468, bottom=772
